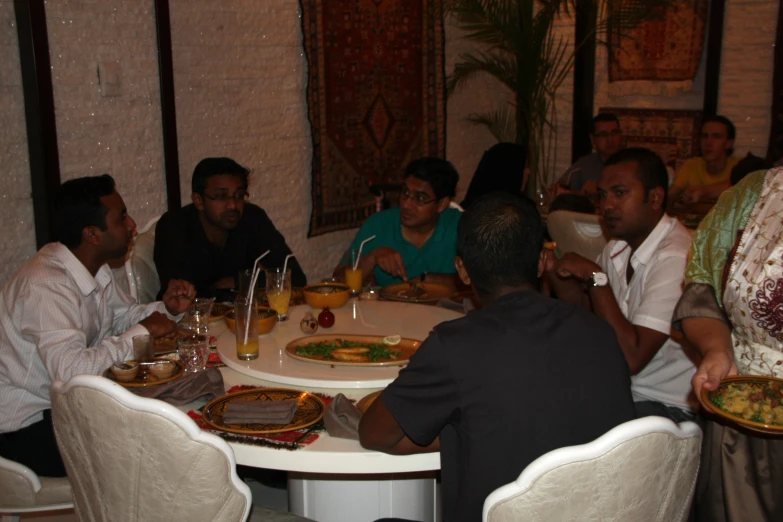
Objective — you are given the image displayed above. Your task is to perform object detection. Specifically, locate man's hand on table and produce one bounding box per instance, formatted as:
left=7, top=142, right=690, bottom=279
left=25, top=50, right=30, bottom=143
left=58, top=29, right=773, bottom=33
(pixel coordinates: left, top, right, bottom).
left=369, top=247, right=408, bottom=281
left=139, top=311, right=179, bottom=339
left=162, top=279, right=196, bottom=315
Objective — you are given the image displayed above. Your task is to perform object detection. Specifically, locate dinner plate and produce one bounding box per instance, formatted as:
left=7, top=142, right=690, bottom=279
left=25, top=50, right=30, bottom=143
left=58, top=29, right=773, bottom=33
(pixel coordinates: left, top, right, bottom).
left=356, top=390, right=382, bottom=413
left=103, top=359, right=184, bottom=388
left=698, top=375, right=783, bottom=436
left=379, top=282, right=453, bottom=303
left=285, top=334, right=420, bottom=367
left=202, top=388, right=325, bottom=435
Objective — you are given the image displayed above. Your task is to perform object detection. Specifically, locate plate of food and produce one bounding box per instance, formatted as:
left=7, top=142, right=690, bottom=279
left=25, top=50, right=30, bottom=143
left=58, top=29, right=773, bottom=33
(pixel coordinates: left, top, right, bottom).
left=699, top=375, right=783, bottom=435
left=202, top=388, right=325, bottom=435
left=379, top=282, right=453, bottom=303
left=154, top=330, right=186, bottom=355
left=285, top=334, right=420, bottom=367
left=103, top=358, right=184, bottom=388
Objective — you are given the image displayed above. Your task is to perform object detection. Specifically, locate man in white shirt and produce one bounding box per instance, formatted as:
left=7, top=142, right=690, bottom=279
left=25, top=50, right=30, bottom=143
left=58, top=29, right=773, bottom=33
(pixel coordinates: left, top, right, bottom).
left=546, top=148, right=696, bottom=421
left=0, top=175, right=195, bottom=477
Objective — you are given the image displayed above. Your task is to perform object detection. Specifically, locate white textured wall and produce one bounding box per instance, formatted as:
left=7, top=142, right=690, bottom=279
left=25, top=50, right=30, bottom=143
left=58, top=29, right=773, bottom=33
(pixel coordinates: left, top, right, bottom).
left=0, top=0, right=778, bottom=286
left=0, top=1, right=37, bottom=285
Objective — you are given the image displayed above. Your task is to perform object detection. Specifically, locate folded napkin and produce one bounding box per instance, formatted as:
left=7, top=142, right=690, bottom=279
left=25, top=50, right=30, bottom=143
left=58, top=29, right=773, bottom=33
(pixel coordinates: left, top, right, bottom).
left=223, top=400, right=298, bottom=425
left=134, top=367, right=225, bottom=406
left=323, top=393, right=362, bottom=440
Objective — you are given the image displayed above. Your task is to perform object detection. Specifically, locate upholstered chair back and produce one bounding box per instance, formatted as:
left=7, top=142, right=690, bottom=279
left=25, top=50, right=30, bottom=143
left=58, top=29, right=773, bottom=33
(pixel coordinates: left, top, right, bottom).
left=0, top=455, right=72, bottom=521
left=546, top=210, right=608, bottom=261
left=483, top=417, right=702, bottom=522
left=126, top=216, right=161, bottom=303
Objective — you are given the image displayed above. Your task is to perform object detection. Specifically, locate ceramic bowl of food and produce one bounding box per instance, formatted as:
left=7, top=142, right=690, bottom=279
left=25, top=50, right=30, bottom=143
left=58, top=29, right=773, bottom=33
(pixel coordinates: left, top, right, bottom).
left=148, top=359, right=177, bottom=379
left=303, top=282, right=351, bottom=309
left=110, top=361, right=139, bottom=382
left=224, top=306, right=278, bottom=335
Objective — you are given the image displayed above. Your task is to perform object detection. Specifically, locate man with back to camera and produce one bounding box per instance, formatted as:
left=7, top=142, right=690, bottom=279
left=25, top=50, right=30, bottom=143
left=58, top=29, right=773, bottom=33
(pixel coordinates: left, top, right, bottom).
left=555, top=113, right=624, bottom=198
left=154, top=157, right=307, bottom=301
left=547, top=147, right=697, bottom=422
left=0, top=175, right=195, bottom=477
left=333, top=157, right=461, bottom=289
left=359, top=192, right=636, bottom=522
left=669, top=115, right=739, bottom=206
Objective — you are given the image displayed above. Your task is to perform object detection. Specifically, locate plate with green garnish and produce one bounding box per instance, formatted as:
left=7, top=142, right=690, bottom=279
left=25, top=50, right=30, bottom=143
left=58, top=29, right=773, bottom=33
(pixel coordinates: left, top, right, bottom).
left=285, top=334, right=421, bottom=367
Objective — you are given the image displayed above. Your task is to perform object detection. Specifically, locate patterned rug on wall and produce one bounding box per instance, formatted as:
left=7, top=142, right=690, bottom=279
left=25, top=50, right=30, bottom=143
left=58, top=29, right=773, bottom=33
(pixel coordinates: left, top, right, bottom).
left=608, top=0, right=708, bottom=96
left=300, top=0, right=446, bottom=236
left=599, top=108, right=702, bottom=172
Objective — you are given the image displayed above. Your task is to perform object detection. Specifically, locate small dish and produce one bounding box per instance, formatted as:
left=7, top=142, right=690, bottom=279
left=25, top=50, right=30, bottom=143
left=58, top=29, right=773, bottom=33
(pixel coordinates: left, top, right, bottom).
left=148, top=360, right=177, bottom=379
left=110, top=361, right=139, bottom=382
left=303, top=282, right=351, bottom=309
left=224, top=306, right=278, bottom=335
left=699, top=375, right=783, bottom=436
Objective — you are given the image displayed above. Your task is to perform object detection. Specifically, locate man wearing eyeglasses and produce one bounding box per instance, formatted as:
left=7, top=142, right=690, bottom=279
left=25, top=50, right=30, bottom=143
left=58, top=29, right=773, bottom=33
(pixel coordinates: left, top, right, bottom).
left=555, top=113, right=624, bottom=198
left=154, top=157, right=306, bottom=300
left=333, top=157, right=461, bottom=288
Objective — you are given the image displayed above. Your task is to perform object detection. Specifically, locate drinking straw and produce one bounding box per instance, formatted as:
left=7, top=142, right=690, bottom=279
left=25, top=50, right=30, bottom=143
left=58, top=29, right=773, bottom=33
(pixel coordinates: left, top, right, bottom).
left=243, top=267, right=262, bottom=344
left=353, top=235, right=376, bottom=270
left=252, top=250, right=271, bottom=275
left=282, top=254, right=294, bottom=275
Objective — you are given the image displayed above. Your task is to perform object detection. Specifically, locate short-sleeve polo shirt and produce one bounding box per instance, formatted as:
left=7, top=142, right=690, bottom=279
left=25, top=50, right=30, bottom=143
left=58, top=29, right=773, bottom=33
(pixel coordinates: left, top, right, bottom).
left=346, top=207, right=461, bottom=287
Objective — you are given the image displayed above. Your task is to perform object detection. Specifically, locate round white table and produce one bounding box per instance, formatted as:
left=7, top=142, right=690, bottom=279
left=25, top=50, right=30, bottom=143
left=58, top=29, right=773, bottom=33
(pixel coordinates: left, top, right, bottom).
left=212, top=299, right=463, bottom=522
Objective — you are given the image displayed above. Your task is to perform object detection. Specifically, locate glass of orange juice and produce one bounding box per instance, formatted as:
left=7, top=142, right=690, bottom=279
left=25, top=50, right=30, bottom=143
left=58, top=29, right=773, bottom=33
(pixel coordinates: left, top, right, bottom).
left=345, top=248, right=363, bottom=295
left=234, top=296, right=259, bottom=360
left=265, top=268, right=292, bottom=321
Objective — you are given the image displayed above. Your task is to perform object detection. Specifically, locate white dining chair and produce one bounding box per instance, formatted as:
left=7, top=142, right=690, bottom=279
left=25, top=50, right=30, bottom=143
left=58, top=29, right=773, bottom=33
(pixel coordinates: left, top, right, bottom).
left=482, top=416, right=702, bottom=522
left=0, top=455, right=73, bottom=522
left=546, top=210, right=608, bottom=261
left=124, top=215, right=161, bottom=303
left=50, top=375, right=314, bottom=522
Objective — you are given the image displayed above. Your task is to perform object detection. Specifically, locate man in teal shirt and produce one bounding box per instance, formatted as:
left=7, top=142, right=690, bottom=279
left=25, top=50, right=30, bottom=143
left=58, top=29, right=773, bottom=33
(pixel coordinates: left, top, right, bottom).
left=334, top=157, right=461, bottom=288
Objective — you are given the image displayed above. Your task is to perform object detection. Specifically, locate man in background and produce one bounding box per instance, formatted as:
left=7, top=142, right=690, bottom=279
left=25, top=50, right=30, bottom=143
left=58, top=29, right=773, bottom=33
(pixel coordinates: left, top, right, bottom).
left=669, top=115, right=739, bottom=206
left=556, top=113, right=624, bottom=197
left=359, top=192, right=635, bottom=522
left=0, top=175, right=194, bottom=477
left=155, top=157, right=306, bottom=301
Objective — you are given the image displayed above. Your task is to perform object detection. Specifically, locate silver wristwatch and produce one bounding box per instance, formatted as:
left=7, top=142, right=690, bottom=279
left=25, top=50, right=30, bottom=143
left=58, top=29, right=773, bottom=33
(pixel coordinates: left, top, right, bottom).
left=587, top=271, right=609, bottom=287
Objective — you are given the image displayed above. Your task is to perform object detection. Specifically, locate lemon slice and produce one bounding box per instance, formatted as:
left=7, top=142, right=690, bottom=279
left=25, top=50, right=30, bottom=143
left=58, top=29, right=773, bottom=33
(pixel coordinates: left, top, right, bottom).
left=383, top=335, right=401, bottom=345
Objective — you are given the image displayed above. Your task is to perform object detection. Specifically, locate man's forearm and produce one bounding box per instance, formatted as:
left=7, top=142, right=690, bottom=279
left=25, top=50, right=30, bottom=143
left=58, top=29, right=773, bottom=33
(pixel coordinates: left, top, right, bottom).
left=589, top=286, right=650, bottom=374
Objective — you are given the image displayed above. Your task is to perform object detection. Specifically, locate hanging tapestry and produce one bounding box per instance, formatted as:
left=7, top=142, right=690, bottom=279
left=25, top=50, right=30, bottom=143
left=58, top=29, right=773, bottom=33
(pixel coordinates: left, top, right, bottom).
left=608, top=0, right=708, bottom=96
left=600, top=108, right=702, bottom=172
left=300, top=0, right=446, bottom=236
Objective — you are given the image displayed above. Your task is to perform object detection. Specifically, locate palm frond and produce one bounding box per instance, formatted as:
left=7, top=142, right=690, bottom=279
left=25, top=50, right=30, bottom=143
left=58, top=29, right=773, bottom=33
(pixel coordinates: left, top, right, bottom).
left=466, top=107, right=518, bottom=143
left=446, top=50, right=518, bottom=96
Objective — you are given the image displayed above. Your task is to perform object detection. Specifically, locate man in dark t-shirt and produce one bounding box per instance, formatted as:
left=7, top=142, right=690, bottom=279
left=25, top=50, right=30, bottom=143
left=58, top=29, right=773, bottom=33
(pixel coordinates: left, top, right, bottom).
left=154, top=157, right=306, bottom=300
left=359, top=193, right=635, bottom=522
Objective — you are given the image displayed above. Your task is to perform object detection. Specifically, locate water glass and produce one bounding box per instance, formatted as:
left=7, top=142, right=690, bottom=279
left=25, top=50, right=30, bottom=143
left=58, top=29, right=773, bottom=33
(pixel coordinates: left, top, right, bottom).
left=265, top=268, right=292, bottom=321
left=177, top=334, right=209, bottom=372
left=234, top=296, right=259, bottom=360
left=186, top=297, right=214, bottom=336
left=132, top=334, right=154, bottom=363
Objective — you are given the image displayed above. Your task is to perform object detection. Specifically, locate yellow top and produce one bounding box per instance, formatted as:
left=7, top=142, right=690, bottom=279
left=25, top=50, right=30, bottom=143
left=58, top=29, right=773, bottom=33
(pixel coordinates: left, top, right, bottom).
left=672, top=156, right=739, bottom=189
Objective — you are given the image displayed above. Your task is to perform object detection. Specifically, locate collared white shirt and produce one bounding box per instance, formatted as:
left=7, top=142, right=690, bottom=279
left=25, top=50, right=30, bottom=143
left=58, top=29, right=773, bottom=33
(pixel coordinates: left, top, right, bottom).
left=0, top=243, right=168, bottom=433
left=597, top=214, right=697, bottom=410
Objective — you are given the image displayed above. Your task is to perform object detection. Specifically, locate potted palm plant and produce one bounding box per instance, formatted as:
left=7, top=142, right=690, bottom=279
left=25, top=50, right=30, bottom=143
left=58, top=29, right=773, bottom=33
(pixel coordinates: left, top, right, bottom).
left=445, top=0, right=670, bottom=195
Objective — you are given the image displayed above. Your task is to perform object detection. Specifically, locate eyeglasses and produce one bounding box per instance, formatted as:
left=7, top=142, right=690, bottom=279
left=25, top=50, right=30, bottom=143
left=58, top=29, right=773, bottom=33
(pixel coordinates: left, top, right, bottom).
left=399, top=186, right=438, bottom=206
left=201, top=190, right=249, bottom=203
left=594, top=129, right=622, bottom=138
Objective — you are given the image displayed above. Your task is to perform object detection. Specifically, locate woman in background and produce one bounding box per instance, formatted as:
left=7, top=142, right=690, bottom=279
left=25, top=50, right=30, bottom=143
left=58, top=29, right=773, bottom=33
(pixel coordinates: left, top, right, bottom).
left=673, top=167, right=783, bottom=522
left=461, top=142, right=528, bottom=209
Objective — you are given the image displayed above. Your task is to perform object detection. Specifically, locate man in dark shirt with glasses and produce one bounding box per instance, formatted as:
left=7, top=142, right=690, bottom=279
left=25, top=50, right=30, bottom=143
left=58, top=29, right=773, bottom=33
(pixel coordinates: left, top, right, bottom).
left=333, top=157, right=461, bottom=288
left=154, top=157, right=306, bottom=300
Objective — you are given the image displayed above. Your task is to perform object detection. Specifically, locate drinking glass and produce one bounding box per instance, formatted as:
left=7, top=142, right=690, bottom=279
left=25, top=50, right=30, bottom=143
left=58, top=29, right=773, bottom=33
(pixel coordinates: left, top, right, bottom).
left=265, top=268, right=292, bottom=321
left=185, top=297, right=214, bottom=336
left=345, top=248, right=362, bottom=295
left=234, top=296, right=259, bottom=360
left=176, top=334, right=208, bottom=372
left=132, top=334, right=154, bottom=363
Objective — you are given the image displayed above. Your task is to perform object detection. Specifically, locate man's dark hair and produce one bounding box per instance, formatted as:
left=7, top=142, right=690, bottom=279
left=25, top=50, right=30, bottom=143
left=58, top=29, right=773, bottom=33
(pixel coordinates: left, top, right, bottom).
left=457, top=192, right=543, bottom=296
left=191, top=157, right=250, bottom=194
left=548, top=193, right=596, bottom=214
left=55, top=174, right=116, bottom=248
left=604, top=148, right=670, bottom=208
left=591, top=113, right=620, bottom=134
left=404, top=157, right=459, bottom=200
left=730, top=152, right=772, bottom=186
left=702, top=115, right=736, bottom=155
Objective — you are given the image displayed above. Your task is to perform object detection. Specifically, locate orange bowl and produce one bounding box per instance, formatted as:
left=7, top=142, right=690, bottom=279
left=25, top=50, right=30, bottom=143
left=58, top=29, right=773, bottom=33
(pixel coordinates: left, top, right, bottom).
left=303, top=282, right=351, bottom=309
left=224, top=306, right=278, bottom=335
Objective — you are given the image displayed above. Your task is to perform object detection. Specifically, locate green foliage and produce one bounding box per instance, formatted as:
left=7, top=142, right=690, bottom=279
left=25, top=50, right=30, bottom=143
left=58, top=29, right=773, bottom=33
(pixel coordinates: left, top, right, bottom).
left=445, top=0, right=670, bottom=189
